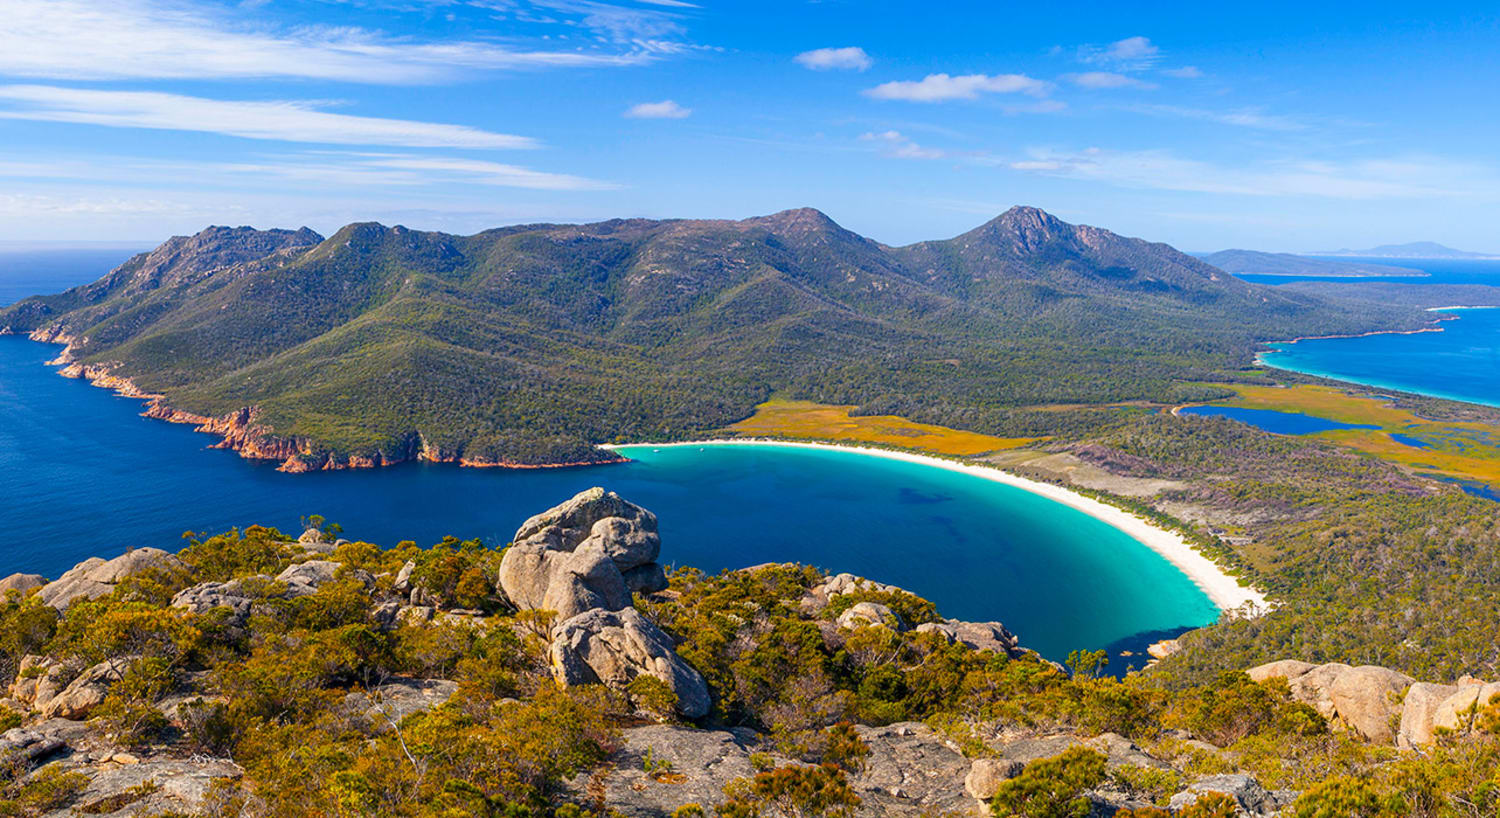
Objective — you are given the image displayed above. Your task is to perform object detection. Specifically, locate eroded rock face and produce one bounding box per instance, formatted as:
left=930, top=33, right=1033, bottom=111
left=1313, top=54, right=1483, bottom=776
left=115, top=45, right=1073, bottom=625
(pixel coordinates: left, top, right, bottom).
left=565, top=724, right=765, bottom=817
left=965, top=758, right=1024, bottom=800
left=37, top=549, right=184, bottom=610
left=550, top=607, right=710, bottom=719
left=1248, top=660, right=1413, bottom=742
left=852, top=722, right=976, bottom=815
left=1431, top=680, right=1500, bottom=736
left=499, top=488, right=668, bottom=620
left=343, top=678, right=458, bottom=732
left=63, top=757, right=243, bottom=816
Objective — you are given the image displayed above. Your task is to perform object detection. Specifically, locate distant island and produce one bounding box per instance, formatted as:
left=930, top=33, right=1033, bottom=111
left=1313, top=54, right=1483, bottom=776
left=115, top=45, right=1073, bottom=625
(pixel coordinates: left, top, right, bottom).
left=1199, top=249, right=1425, bottom=278
left=1313, top=240, right=1500, bottom=260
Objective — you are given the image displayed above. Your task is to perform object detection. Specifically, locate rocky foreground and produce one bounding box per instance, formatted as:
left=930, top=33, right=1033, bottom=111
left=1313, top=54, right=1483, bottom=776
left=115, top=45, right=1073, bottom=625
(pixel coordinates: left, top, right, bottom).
left=0, top=489, right=1493, bottom=816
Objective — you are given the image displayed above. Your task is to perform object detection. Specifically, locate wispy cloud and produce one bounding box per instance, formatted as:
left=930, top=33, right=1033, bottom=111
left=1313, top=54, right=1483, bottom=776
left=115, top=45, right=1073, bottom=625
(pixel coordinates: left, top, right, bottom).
left=1124, top=104, right=1305, bottom=131
left=623, top=99, right=691, bottom=118
left=1162, top=66, right=1203, bottom=79
left=864, top=73, right=1050, bottom=102
left=1068, top=72, right=1157, bottom=90
left=0, top=149, right=617, bottom=192
left=1078, top=35, right=1161, bottom=70
left=0, top=86, right=539, bottom=149
left=1, top=0, right=656, bottom=83
left=795, top=47, right=873, bottom=71
left=859, top=130, right=944, bottom=159
left=1000, top=146, right=1499, bottom=200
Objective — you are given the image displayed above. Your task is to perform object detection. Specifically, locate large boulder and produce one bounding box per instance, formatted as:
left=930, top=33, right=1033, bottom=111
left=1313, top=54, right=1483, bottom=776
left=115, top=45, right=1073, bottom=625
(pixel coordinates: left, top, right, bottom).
left=0, top=573, right=46, bottom=596
left=275, top=560, right=372, bottom=598
left=916, top=620, right=1021, bottom=657
left=62, top=757, right=243, bottom=816
left=965, top=758, right=1024, bottom=801
left=851, top=722, right=977, bottom=814
left=550, top=607, right=710, bottom=719
left=1398, top=682, right=1459, bottom=748
left=1247, top=660, right=1412, bottom=742
left=562, top=724, right=767, bottom=817
left=39, top=656, right=135, bottom=720
left=1431, top=680, right=1500, bottom=736
left=499, top=488, right=668, bottom=620
left=37, top=548, right=184, bottom=610
left=836, top=601, right=905, bottom=631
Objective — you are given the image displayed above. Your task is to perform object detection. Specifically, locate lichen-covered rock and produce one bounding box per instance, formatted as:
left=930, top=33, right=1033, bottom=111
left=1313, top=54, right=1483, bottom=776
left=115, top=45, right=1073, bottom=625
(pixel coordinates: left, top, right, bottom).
left=170, top=577, right=262, bottom=625
left=499, top=488, right=668, bottom=620
left=837, top=601, right=905, bottom=631
left=37, top=549, right=184, bottom=610
left=849, top=722, right=976, bottom=814
left=1245, top=659, right=1317, bottom=684
left=915, top=620, right=1020, bottom=656
left=60, top=757, right=243, bottom=817
left=1169, top=774, right=1276, bottom=815
left=344, top=678, right=458, bottom=732
left=550, top=607, right=710, bottom=719
left=563, top=724, right=767, bottom=817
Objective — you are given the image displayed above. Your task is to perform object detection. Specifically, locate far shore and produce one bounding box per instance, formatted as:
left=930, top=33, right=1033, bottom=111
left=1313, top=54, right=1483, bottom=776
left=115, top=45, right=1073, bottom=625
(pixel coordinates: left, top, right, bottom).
left=603, top=438, right=1268, bottom=616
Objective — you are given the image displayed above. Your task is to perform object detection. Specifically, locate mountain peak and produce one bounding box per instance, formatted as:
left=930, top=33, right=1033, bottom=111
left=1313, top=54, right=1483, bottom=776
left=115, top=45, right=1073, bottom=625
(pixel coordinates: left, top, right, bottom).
left=746, top=207, right=841, bottom=235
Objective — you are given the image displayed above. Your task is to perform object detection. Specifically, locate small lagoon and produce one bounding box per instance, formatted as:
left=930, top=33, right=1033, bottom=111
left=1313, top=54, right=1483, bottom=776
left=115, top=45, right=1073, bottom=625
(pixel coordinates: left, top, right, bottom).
left=1177, top=405, right=1379, bottom=435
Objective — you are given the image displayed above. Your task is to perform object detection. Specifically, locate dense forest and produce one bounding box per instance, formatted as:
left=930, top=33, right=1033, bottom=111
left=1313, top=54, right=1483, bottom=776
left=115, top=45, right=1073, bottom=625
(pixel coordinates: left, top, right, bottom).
left=0, top=207, right=1434, bottom=467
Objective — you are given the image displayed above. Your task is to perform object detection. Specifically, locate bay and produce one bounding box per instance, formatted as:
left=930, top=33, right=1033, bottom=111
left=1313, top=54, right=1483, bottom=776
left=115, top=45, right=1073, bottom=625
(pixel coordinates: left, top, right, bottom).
left=0, top=333, right=1217, bottom=666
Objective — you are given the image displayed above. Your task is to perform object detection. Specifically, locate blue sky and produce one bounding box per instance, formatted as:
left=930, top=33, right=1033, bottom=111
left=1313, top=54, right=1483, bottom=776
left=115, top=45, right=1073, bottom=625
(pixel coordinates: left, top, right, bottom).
left=1, top=0, right=1497, bottom=251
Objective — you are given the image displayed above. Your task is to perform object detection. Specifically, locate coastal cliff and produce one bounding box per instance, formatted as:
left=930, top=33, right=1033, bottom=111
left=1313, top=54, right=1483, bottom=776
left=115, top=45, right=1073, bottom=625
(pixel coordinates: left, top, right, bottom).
left=46, top=347, right=624, bottom=473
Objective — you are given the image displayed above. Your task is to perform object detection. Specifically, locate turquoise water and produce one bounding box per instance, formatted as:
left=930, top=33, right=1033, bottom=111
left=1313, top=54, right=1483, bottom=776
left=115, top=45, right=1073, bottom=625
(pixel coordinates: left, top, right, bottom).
left=1235, top=256, right=1500, bottom=286
left=1260, top=307, right=1500, bottom=409
left=1178, top=405, right=1379, bottom=434
left=0, top=334, right=1218, bottom=666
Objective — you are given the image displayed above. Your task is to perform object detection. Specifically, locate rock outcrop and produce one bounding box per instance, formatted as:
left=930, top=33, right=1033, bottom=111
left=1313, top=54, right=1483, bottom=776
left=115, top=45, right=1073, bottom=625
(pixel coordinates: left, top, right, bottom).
left=1398, top=682, right=1458, bottom=748
left=1248, top=660, right=1413, bottom=742
left=170, top=577, right=262, bottom=626
left=37, top=548, right=184, bottom=610
left=915, top=620, right=1022, bottom=656
left=1169, top=774, right=1280, bottom=815
left=275, top=560, right=372, bottom=598
left=551, top=607, right=711, bottom=719
left=499, top=488, right=667, bottom=620
left=0, top=573, right=46, bottom=595
left=836, top=601, right=906, bottom=631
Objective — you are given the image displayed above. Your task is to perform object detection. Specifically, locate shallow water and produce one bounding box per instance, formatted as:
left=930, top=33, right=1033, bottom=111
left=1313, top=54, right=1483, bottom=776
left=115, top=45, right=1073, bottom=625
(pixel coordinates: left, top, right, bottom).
left=1178, top=405, right=1379, bottom=434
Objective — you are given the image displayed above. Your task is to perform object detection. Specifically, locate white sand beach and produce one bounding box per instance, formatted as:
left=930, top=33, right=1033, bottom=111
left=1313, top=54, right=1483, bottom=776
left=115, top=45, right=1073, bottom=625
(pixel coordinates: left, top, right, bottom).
left=604, top=439, right=1268, bottom=616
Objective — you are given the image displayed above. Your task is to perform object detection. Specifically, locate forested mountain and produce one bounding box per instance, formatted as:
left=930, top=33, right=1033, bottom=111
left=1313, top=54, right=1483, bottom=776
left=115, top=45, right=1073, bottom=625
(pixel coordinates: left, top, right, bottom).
left=0, top=207, right=1432, bottom=468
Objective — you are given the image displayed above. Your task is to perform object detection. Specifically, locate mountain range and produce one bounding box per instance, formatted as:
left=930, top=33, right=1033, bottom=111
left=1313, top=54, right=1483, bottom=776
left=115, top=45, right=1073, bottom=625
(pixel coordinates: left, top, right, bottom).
left=0, top=206, right=1429, bottom=469
left=1314, top=241, right=1500, bottom=259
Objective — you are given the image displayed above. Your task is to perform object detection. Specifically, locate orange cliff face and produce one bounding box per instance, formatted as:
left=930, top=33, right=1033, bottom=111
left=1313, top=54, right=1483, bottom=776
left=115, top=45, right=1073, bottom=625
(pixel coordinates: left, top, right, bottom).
left=47, top=357, right=625, bottom=473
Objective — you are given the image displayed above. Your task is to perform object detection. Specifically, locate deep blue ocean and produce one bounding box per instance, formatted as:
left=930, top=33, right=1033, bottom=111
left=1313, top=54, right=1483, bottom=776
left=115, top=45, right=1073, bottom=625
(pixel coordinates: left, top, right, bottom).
left=0, top=248, right=1218, bottom=668
left=1242, top=257, right=1500, bottom=409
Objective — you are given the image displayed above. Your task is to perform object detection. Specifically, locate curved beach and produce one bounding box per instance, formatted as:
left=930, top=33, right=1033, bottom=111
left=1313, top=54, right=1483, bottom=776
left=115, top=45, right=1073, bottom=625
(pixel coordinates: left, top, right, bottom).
left=606, top=439, right=1268, bottom=616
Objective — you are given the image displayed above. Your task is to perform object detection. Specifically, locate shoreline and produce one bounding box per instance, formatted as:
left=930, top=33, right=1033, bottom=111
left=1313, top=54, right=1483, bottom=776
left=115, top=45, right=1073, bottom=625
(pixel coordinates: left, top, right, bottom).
left=605, top=439, right=1268, bottom=616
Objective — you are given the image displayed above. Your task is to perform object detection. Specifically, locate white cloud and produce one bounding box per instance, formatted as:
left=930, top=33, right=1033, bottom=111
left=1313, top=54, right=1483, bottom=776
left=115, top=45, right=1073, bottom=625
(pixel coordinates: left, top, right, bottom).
left=864, top=73, right=1050, bottom=102
left=1001, top=147, right=1499, bottom=200
left=623, top=99, right=691, bottom=119
left=859, top=130, right=944, bottom=159
left=0, top=0, right=654, bottom=83
left=1080, top=36, right=1161, bottom=70
left=1162, top=66, right=1203, bottom=79
left=357, top=155, right=617, bottom=190
left=794, top=47, right=873, bottom=71
left=0, top=86, right=537, bottom=149
left=1068, top=72, right=1157, bottom=90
